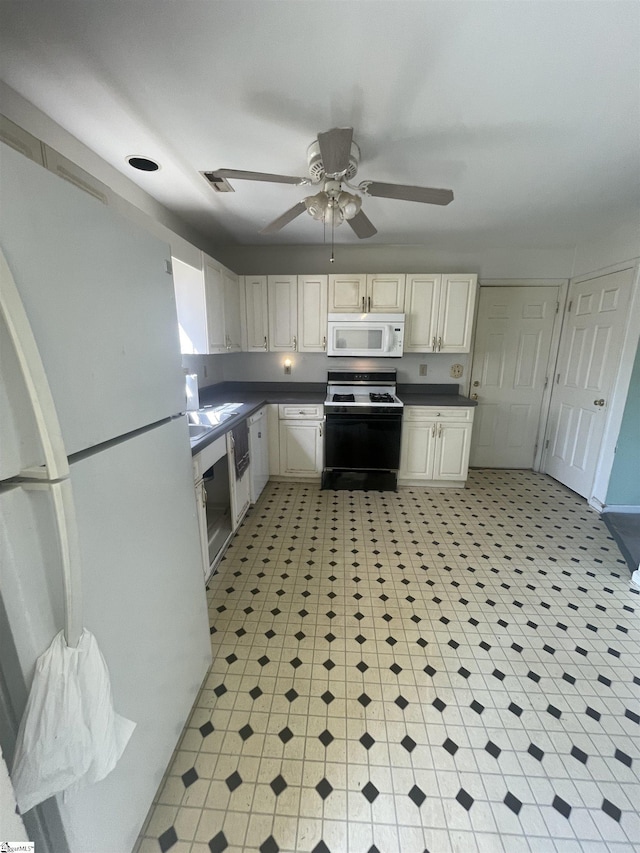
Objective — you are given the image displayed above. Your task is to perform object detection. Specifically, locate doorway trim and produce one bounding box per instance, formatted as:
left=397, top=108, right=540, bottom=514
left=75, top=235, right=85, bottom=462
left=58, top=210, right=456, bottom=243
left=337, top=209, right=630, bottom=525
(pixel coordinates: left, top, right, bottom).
left=474, top=279, right=568, bottom=471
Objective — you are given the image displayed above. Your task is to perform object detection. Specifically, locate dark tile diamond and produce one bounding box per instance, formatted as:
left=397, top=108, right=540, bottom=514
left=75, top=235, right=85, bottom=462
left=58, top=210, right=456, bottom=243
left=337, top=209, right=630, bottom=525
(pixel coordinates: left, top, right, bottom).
left=470, top=700, right=484, bottom=715
left=424, top=664, right=436, bottom=677
left=625, top=708, right=640, bottom=724
left=239, top=724, right=254, bottom=741
left=295, top=631, right=306, bottom=641
left=279, top=726, right=294, bottom=744
left=443, top=738, right=458, bottom=755
left=355, top=634, right=367, bottom=645
left=508, top=702, right=523, bottom=717
left=360, top=732, right=375, bottom=750
left=552, top=795, right=571, bottom=818
left=208, top=831, right=229, bottom=853
left=265, top=630, right=276, bottom=639
left=432, top=697, right=446, bottom=712
left=602, top=798, right=622, bottom=821
left=458, top=666, right=470, bottom=679
left=225, top=653, right=237, bottom=665
left=401, top=735, right=417, bottom=753
left=259, top=837, right=279, bottom=853
left=456, top=788, right=474, bottom=810
left=562, top=672, right=576, bottom=685
left=390, top=663, right=402, bottom=675
left=485, top=741, right=501, bottom=758
left=614, top=749, right=632, bottom=767
left=356, top=660, right=369, bottom=672
left=504, top=792, right=522, bottom=815
left=323, top=659, right=335, bottom=671
left=528, top=743, right=544, bottom=761
left=386, top=636, right=397, bottom=646
left=362, top=781, right=380, bottom=803
left=199, top=720, right=214, bottom=738
left=270, top=774, right=287, bottom=796
left=311, top=842, right=331, bottom=853
left=225, top=771, right=242, bottom=792
left=547, top=704, right=562, bottom=719
left=319, top=729, right=334, bottom=747
left=258, top=655, right=270, bottom=667
left=159, top=826, right=178, bottom=853
left=492, top=669, right=505, bottom=681
left=570, top=745, right=588, bottom=764
left=409, top=784, right=426, bottom=807
left=181, top=766, right=198, bottom=788
left=395, top=695, right=409, bottom=710
left=527, top=670, right=541, bottom=683
left=214, top=683, right=227, bottom=697
left=316, top=777, right=333, bottom=800
left=586, top=706, right=601, bottom=721
left=358, top=692, right=371, bottom=707
left=249, top=686, right=263, bottom=700
left=321, top=690, right=335, bottom=705
left=285, top=688, right=298, bottom=703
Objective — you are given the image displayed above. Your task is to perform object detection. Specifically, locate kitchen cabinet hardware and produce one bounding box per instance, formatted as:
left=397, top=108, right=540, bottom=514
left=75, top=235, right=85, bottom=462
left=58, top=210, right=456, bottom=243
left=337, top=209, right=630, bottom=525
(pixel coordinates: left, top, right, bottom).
left=594, top=398, right=605, bottom=406
left=368, top=296, right=371, bottom=312
left=471, top=393, right=478, bottom=400
left=362, top=296, right=366, bottom=311
left=473, top=380, right=480, bottom=387
left=263, top=336, right=268, bottom=349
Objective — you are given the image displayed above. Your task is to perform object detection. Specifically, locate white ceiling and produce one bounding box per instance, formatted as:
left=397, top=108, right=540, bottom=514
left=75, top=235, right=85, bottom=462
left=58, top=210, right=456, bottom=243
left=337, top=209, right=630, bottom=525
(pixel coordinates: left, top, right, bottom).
left=1, top=1, right=639, bottom=250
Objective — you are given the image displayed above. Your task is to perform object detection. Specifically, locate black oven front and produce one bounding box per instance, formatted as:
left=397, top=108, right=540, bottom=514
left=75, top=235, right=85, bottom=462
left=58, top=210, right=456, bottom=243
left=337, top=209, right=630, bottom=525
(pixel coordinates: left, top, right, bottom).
left=322, top=407, right=402, bottom=490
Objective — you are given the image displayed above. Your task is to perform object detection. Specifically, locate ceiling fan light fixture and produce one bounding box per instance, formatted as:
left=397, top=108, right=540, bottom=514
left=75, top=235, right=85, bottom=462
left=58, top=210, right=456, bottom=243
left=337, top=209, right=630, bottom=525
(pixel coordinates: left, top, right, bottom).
left=337, top=190, right=361, bottom=220
left=304, top=191, right=328, bottom=220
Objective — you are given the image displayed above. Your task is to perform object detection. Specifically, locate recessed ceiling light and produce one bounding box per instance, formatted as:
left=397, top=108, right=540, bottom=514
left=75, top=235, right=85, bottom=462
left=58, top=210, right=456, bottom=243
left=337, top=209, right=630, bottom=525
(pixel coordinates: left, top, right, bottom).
left=127, top=156, right=160, bottom=172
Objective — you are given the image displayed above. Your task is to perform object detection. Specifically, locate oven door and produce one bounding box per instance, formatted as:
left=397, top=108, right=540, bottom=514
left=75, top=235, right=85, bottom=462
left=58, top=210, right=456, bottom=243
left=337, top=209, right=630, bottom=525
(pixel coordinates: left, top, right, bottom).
left=327, top=321, right=392, bottom=357
left=325, top=411, right=402, bottom=471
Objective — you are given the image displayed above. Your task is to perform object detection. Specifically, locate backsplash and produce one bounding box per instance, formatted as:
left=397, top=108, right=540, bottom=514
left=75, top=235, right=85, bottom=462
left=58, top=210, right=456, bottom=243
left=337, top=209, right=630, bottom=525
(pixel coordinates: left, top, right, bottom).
left=183, top=351, right=470, bottom=392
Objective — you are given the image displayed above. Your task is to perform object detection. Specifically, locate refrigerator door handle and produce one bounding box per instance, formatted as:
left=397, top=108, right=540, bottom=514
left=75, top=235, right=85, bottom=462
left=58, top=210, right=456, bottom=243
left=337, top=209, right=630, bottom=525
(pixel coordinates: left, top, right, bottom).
left=0, top=247, right=68, bottom=481
left=0, top=247, right=83, bottom=646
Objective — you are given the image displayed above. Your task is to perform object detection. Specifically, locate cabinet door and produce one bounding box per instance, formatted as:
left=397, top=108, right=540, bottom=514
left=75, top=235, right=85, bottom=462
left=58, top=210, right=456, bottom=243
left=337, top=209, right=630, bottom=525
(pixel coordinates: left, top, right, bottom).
left=367, top=274, right=406, bottom=313
left=267, top=404, right=280, bottom=475
left=399, top=420, right=436, bottom=479
left=268, top=275, right=298, bottom=351
left=204, top=258, right=226, bottom=353
left=279, top=421, right=323, bottom=476
left=432, top=422, right=472, bottom=480
left=298, top=275, right=328, bottom=352
left=328, top=274, right=367, bottom=313
left=403, top=274, right=440, bottom=352
left=223, top=269, right=242, bottom=351
left=173, top=258, right=207, bottom=354
left=438, top=274, right=477, bottom=353
left=243, top=276, right=269, bottom=352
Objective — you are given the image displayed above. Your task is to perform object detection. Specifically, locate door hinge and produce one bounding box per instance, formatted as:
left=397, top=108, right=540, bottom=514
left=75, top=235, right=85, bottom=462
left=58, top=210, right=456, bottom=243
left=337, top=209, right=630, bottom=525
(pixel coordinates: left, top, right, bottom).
left=544, top=376, right=549, bottom=388
left=545, top=439, right=550, bottom=449
left=567, top=300, right=572, bottom=312
left=165, top=259, right=173, bottom=275
left=556, top=373, right=560, bottom=384
left=555, top=301, right=559, bottom=314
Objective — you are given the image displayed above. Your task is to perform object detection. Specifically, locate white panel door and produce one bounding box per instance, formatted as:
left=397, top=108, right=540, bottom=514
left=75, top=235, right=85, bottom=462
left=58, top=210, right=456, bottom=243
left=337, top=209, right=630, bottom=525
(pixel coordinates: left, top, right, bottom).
left=328, top=274, right=367, bottom=312
left=367, top=274, right=406, bottom=313
left=470, top=286, right=559, bottom=468
left=403, top=274, right=440, bottom=352
left=298, top=275, right=328, bottom=352
left=243, top=276, right=269, bottom=351
left=544, top=269, right=633, bottom=497
left=268, top=275, right=297, bottom=351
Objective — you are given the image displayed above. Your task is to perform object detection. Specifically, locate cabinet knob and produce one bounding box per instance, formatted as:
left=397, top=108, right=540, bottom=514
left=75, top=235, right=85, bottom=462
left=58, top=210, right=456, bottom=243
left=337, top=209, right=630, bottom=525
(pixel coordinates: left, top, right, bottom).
left=438, top=336, right=442, bottom=351
left=471, top=393, right=478, bottom=400
left=293, top=335, right=297, bottom=351
left=263, top=336, right=268, bottom=350
left=322, top=336, right=326, bottom=350
left=362, top=296, right=366, bottom=311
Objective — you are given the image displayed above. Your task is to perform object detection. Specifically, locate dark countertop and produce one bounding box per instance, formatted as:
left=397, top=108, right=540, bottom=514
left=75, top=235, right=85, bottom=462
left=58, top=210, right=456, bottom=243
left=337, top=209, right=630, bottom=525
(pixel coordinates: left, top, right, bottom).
left=190, top=381, right=476, bottom=455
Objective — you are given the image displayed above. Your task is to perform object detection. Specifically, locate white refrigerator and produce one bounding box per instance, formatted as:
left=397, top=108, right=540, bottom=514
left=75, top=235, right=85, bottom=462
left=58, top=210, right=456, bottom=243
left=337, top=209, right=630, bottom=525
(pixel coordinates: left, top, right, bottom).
left=0, top=143, right=212, bottom=851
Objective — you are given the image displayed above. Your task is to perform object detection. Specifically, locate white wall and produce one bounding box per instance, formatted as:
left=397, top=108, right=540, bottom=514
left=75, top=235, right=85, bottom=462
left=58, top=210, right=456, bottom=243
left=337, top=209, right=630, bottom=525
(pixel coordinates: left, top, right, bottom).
left=571, top=220, right=640, bottom=278
left=213, top=242, right=576, bottom=280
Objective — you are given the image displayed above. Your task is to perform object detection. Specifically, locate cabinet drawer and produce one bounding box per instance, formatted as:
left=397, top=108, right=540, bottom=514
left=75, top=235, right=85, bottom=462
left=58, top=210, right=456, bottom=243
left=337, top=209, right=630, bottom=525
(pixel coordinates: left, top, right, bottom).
left=193, top=434, right=227, bottom=479
left=404, top=406, right=473, bottom=422
left=279, top=404, right=324, bottom=420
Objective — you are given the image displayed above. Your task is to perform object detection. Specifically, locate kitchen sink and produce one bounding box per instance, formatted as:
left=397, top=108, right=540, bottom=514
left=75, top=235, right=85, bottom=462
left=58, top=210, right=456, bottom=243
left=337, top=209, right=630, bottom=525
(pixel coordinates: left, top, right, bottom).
left=187, top=403, right=245, bottom=445
left=189, top=424, right=212, bottom=440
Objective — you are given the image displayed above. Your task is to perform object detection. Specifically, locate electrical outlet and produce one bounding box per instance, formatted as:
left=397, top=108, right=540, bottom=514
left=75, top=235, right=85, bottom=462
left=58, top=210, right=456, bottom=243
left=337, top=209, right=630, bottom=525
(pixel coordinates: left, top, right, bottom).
left=419, top=364, right=428, bottom=376
left=450, top=363, right=463, bottom=379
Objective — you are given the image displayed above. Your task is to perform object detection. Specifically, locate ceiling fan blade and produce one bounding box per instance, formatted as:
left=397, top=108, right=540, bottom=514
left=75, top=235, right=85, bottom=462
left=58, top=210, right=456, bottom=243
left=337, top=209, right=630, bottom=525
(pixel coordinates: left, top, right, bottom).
left=209, top=169, right=304, bottom=184
left=259, top=201, right=307, bottom=234
left=364, top=181, right=454, bottom=205
left=317, top=127, right=353, bottom=177
left=347, top=210, right=378, bottom=239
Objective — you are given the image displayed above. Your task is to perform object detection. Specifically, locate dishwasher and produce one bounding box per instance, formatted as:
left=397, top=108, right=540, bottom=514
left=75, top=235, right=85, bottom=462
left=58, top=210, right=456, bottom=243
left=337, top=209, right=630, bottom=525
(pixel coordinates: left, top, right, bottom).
left=248, top=407, right=269, bottom=503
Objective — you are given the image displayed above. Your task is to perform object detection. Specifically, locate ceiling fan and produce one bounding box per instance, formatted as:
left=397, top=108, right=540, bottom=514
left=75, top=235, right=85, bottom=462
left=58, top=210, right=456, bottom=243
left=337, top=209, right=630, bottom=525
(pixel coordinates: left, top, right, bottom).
left=202, top=127, right=454, bottom=239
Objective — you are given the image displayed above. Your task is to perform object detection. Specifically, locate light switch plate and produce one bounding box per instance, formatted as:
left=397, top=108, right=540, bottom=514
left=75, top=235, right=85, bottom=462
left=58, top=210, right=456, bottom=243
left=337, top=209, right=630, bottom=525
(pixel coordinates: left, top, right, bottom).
left=450, top=363, right=464, bottom=379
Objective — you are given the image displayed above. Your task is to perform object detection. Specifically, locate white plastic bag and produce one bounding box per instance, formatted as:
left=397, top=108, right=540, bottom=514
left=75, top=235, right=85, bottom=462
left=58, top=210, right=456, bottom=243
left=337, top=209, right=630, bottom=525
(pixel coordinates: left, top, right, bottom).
left=11, top=630, right=135, bottom=813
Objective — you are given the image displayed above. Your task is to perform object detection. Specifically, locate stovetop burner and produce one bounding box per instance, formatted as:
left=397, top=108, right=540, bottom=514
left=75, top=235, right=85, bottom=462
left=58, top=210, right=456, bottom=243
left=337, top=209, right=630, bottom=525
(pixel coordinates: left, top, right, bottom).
left=369, top=392, right=395, bottom=403
left=333, top=393, right=355, bottom=402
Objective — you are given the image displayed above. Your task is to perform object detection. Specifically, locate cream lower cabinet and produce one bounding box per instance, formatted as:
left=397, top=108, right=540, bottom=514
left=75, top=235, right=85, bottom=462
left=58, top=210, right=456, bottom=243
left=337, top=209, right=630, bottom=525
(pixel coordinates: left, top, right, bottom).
left=277, top=404, right=324, bottom=478
left=399, top=406, right=474, bottom=484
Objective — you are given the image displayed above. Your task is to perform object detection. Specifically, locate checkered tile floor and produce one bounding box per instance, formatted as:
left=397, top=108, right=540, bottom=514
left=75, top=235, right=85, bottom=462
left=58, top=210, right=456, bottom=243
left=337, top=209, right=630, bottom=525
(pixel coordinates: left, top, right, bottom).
left=136, top=471, right=639, bottom=853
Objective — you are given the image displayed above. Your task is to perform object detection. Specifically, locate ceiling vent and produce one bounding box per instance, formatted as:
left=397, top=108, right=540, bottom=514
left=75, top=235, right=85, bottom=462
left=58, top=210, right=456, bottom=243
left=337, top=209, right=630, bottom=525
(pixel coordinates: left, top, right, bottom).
left=201, top=171, right=235, bottom=192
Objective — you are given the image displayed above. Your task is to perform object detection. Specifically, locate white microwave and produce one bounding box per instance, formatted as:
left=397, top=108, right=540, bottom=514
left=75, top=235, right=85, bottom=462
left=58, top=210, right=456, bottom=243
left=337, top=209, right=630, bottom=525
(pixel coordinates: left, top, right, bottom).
left=327, top=313, right=405, bottom=357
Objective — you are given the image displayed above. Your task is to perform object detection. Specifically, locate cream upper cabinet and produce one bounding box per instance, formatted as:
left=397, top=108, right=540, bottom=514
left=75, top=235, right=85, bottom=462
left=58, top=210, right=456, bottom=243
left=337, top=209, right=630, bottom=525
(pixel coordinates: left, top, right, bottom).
left=404, top=274, right=477, bottom=352
left=268, top=275, right=298, bottom=352
left=203, top=257, right=227, bottom=353
left=328, top=274, right=367, bottom=312
left=298, top=275, right=328, bottom=352
left=399, top=406, right=474, bottom=482
left=328, top=274, right=405, bottom=313
left=242, top=276, right=269, bottom=352
left=366, top=274, right=406, bottom=313
left=222, top=269, right=241, bottom=352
